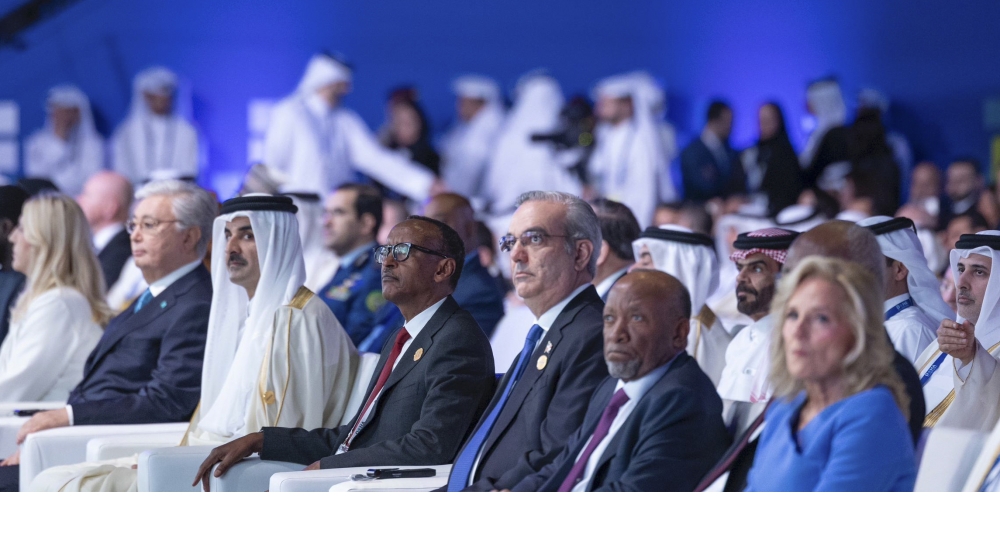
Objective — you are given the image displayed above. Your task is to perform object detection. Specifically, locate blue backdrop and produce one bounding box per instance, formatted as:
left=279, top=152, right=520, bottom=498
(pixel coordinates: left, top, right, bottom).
left=1, top=0, right=998, bottom=197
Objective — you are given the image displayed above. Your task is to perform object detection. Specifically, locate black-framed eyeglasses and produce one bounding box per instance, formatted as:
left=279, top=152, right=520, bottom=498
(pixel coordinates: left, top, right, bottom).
left=499, top=231, right=569, bottom=252
left=375, top=243, right=450, bottom=264
left=126, top=217, right=182, bottom=235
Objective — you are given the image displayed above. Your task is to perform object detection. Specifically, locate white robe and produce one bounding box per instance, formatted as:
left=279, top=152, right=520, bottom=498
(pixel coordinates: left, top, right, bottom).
left=24, top=130, right=105, bottom=196
left=936, top=339, right=1000, bottom=432
left=717, top=314, right=773, bottom=434
left=0, top=288, right=103, bottom=402
left=961, top=416, right=1000, bottom=491
left=440, top=106, right=504, bottom=205
left=884, top=294, right=939, bottom=365
left=29, top=289, right=357, bottom=492
left=112, top=114, right=199, bottom=185
left=687, top=305, right=733, bottom=387
left=589, top=121, right=661, bottom=228
left=264, top=96, right=433, bottom=200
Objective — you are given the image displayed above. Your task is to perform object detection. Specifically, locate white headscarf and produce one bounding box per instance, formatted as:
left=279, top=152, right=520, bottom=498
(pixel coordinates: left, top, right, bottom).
left=800, top=79, right=847, bottom=167
left=484, top=72, right=570, bottom=212
left=129, top=66, right=187, bottom=118
left=44, top=84, right=98, bottom=139
left=950, top=231, right=1000, bottom=348
left=296, top=54, right=352, bottom=96
left=197, top=199, right=307, bottom=437
left=773, top=204, right=827, bottom=233
left=858, top=215, right=953, bottom=325
left=632, top=224, right=719, bottom=312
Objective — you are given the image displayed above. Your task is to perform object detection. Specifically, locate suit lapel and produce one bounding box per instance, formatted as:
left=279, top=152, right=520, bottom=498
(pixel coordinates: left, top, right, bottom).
left=382, top=298, right=456, bottom=392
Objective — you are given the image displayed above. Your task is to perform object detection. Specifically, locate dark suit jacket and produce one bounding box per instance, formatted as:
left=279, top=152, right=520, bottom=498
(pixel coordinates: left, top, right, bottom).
left=66, top=265, right=212, bottom=425
left=97, top=228, right=132, bottom=290
left=464, top=285, right=608, bottom=491
left=513, top=352, right=730, bottom=492
left=260, top=295, right=495, bottom=468
left=452, top=254, right=505, bottom=337
left=680, top=137, right=745, bottom=203
left=0, top=270, right=25, bottom=346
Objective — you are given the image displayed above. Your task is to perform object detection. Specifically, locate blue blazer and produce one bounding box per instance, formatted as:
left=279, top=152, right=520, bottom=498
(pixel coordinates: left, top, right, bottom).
left=319, top=245, right=385, bottom=346
left=451, top=254, right=505, bottom=337
left=66, top=265, right=212, bottom=425
left=512, top=351, right=730, bottom=492
left=680, top=137, right=745, bottom=202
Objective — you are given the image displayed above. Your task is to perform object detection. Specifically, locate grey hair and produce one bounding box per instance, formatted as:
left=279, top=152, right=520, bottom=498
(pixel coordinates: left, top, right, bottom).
left=843, top=223, right=887, bottom=296
left=515, top=191, right=602, bottom=276
left=135, top=180, right=217, bottom=255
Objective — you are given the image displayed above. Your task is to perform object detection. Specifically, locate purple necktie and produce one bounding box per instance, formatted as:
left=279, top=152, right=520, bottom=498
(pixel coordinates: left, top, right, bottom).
left=558, top=388, right=630, bottom=492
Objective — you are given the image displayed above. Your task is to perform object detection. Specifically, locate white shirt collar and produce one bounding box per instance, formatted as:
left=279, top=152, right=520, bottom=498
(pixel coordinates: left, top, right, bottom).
left=884, top=292, right=912, bottom=313
left=595, top=267, right=629, bottom=299
left=148, top=259, right=202, bottom=297
left=402, top=297, right=448, bottom=340
left=93, top=224, right=125, bottom=253
left=534, top=283, right=590, bottom=332
left=616, top=351, right=677, bottom=400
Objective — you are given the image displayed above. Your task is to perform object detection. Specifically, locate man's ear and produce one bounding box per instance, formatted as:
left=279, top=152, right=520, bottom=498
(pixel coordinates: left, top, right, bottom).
left=435, top=257, right=457, bottom=284
left=596, top=241, right=611, bottom=268
left=184, top=226, right=202, bottom=253
left=895, top=261, right=909, bottom=283
left=360, top=212, right=378, bottom=238
left=675, top=316, right=691, bottom=350
left=575, top=239, right=594, bottom=273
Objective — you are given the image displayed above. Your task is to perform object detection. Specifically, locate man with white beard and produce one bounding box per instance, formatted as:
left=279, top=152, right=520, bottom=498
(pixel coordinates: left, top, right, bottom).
left=916, top=232, right=1000, bottom=431
left=29, top=195, right=357, bottom=491
left=264, top=53, right=436, bottom=201
left=439, top=75, right=505, bottom=208
left=588, top=73, right=674, bottom=227
left=858, top=216, right=953, bottom=364
left=632, top=225, right=730, bottom=385
left=25, top=85, right=105, bottom=196
left=112, top=67, right=200, bottom=185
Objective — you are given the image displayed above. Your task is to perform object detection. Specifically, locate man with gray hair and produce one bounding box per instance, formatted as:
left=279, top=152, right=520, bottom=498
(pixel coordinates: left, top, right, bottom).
left=446, top=191, right=609, bottom=491
left=0, top=180, right=215, bottom=491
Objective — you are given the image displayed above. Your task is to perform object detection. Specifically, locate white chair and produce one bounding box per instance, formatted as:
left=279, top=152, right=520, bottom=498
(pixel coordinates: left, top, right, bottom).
left=267, top=464, right=450, bottom=492
left=0, top=402, right=68, bottom=456
left=137, top=352, right=383, bottom=492
left=19, top=422, right=188, bottom=490
left=914, top=426, right=988, bottom=491
left=328, top=465, right=450, bottom=492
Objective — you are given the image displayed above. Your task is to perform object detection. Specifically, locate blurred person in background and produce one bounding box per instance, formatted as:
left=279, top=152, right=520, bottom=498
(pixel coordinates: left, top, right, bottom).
left=25, top=85, right=105, bottom=197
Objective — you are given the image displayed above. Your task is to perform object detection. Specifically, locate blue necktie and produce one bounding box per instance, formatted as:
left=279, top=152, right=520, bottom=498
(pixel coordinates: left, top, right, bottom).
left=133, top=289, right=153, bottom=313
left=447, top=324, right=545, bottom=491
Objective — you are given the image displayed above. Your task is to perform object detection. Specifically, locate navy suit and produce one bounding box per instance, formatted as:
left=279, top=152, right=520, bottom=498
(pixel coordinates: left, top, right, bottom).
left=680, top=137, right=745, bottom=202
left=0, top=270, right=25, bottom=346
left=462, top=286, right=608, bottom=491
left=319, top=244, right=385, bottom=346
left=451, top=253, right=505, bottom=337
left=67, top=264, right=212, bottom=425
left=97, top=228, right=132, bottom=290
left=0, top=264, right=211, bottom=491
left=512, top=352, right=730, bottom=492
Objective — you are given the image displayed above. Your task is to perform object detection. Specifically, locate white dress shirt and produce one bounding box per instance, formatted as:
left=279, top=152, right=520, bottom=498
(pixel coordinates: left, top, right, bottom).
left=884, top=292, right=938, bottom=365
left=67, top=259, right=202, bottom=425
left=717, top=314, right=774, bottom=432
left=571, top=356, right=675, bottom=491
left=595, top=268, right=629, bottom=300
left=92, top=224, right=126, bottom=255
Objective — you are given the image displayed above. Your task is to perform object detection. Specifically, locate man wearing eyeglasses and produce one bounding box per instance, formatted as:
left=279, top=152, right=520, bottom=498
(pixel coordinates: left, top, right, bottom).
left=191, top=216, right=495, bottom=483
left=0, top=179, right=215, bottom=491
left=446, top=190, right=608, bottom=491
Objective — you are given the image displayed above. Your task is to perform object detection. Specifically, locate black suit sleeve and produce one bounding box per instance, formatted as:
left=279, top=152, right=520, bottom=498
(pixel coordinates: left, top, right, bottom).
left=260, top=425, right=350, bottom=465
left=490, top=329, right=606, bottom=490
left=70, top=299, right=210, bottom=425
left=317, top=331, right=493, bottom=468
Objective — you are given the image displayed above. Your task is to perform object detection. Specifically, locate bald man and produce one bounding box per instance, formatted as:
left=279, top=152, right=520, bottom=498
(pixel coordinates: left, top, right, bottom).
left=512, top=270, right=729, bottom=491
left=76, top=171, right=135, bottom=288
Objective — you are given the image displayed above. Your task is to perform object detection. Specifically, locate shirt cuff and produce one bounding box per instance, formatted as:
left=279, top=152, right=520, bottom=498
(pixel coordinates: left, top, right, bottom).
left=65, top=405, right=74, bottom=426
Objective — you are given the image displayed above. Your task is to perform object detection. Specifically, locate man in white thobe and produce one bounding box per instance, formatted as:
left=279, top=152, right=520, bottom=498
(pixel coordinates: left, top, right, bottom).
left=914, top=231, right=1000, bottom=431
left=29, top=194, right=357, bottom=491
left=439, top=75, right=505, bottom=208
left=589, top=73, right=676, bottom=227
left=632, top=225, right=731, bottom=385
left=112, top=67, right=200, bottom=186
left=858, top=216, right=953, bottom=364
left=716, top=228, right=798, bottom=435
left=264, top=53, right=435, bottom=201
left=24, top=85, right=105, bottom=196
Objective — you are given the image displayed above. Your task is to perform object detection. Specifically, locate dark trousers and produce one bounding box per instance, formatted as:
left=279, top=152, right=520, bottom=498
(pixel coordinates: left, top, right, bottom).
left=0, top=465, right=18, bottom=492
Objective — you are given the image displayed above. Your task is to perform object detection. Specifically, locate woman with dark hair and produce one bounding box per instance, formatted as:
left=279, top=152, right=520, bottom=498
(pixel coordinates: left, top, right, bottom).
left=372, top=87, right=440, bottom=201
left=847, top=107, right=902, bottom=217
left=741, top=102, right=803, bottom=217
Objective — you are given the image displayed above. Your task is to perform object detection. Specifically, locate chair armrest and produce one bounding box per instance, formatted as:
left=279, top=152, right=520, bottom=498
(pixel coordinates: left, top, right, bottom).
left=0, top=416, right=29, bottom=457
left=87, top=430, right=187, bottom=461
left=138, top=445, right=216, bottom=492
left=915, top=426, right=988, bottom=492
left=209, top=456, right=305, bottom=492
left=20, top=423, right=189, bottom=490
left=328, top=465, right=451, bottom=492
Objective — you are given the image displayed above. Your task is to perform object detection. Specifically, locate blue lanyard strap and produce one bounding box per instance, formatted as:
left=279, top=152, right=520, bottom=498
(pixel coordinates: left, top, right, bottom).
left=980, top=452, right=1000, bottom=491
left=884, top=298, right=914, bottom=321
left=920, top=352, right=948, bottom=386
